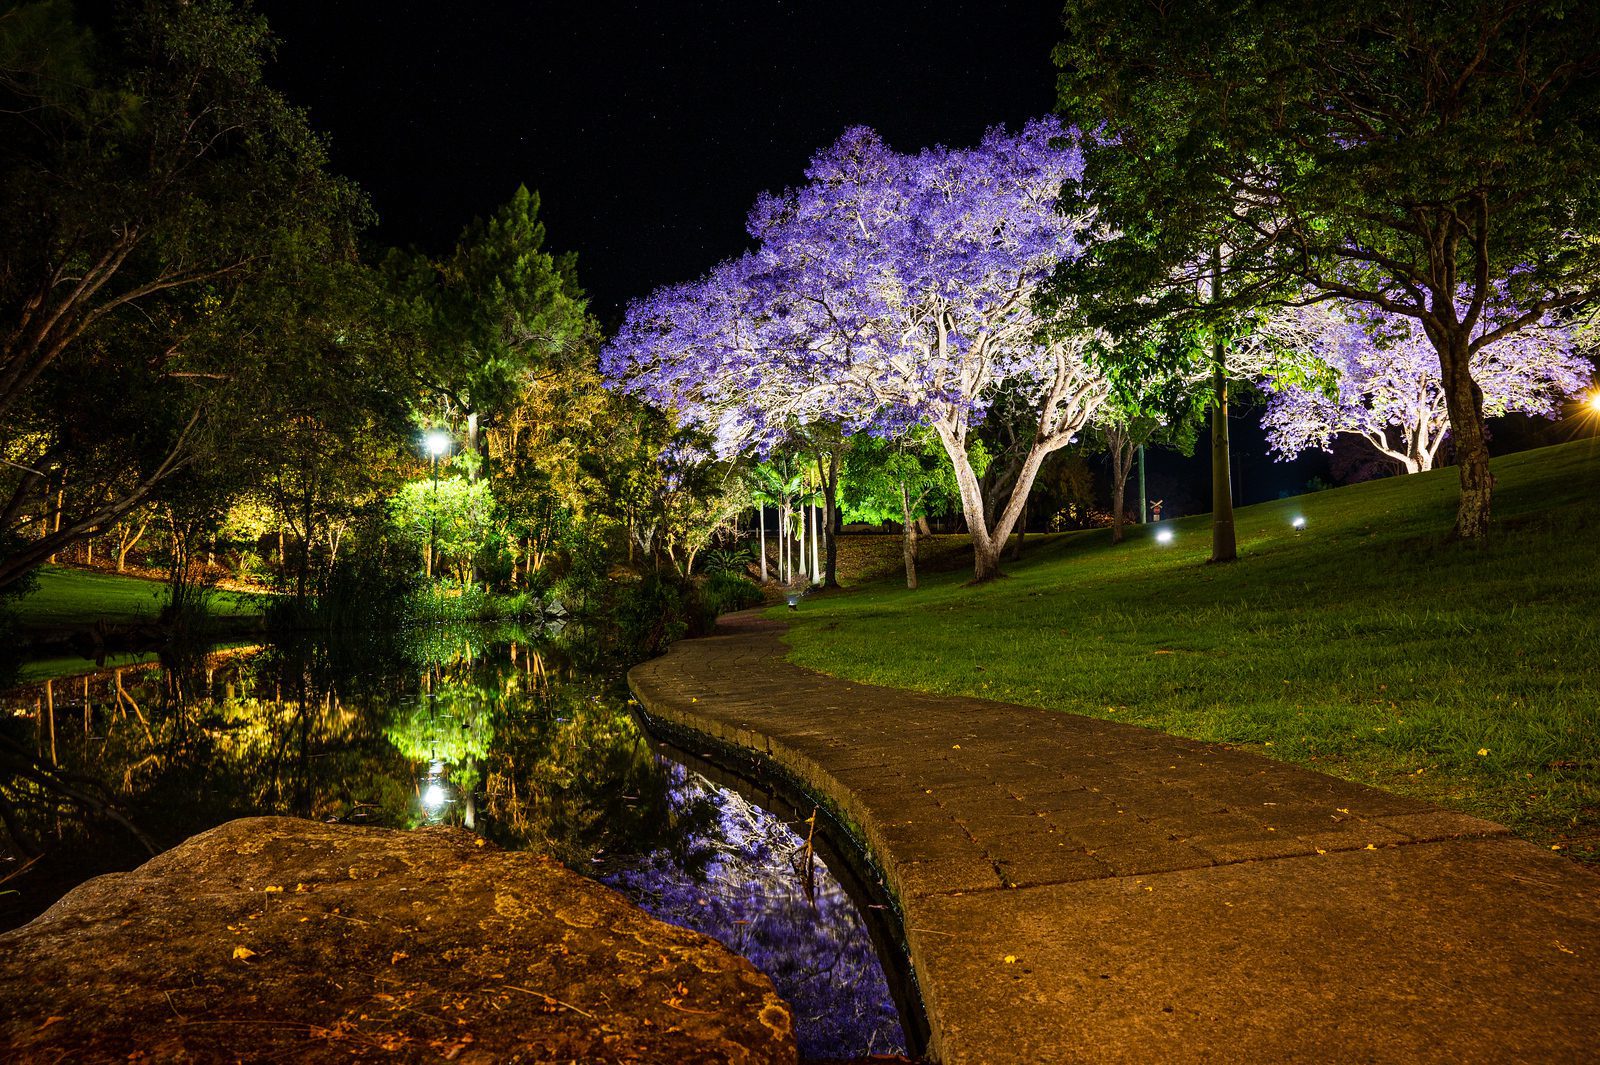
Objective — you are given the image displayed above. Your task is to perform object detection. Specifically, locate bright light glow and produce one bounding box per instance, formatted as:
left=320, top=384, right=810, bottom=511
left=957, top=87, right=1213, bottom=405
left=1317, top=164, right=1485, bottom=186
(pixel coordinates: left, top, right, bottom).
left=1155, top=528, right=1174, bottom=545
left=423, top=783, right=446, bottom=810
left=425, top=430, right=450, bottom=457
left=1589, top=391, right=1600, bottom=414
left=1292, top=516, right=1307, bottom=529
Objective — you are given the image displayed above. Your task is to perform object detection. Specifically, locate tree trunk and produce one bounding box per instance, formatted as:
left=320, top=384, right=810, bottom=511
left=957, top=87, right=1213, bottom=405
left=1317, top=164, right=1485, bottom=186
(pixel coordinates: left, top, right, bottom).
left=1137, top=445, right=1147, bottom=524
left=758, top=506, right=768, bottom=582
left=1438, top=331, right=1494, bottom=538
left=810, top=504, right=821, bottom=584
left=797, top=501, right=807, bottom=583
left=1108, top=427, right=1134, bottom=544
left=1210, top=246, right=1237, bottom=563
left=779, top=503, right=789, bottom=582
left=820, top=452, right=841, bottom=589
left=899, top=482, right=919, bottom=590
left=937, top=419, right=1054, bottom=583
left=1210, top=362, right=1236, bottom=563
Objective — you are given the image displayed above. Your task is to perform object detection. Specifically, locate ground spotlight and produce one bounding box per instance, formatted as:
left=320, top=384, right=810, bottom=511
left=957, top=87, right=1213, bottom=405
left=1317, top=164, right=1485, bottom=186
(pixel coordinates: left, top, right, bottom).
left=1292, top=516, right=1306, bottom=530
left=1154, top=528, right=1174, bottom=545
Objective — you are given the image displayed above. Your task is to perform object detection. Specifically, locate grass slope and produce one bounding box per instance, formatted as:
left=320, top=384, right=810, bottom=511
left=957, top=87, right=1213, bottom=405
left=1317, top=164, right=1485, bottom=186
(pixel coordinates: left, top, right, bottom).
left=10, top=566, right=266, bottom=631
left=782, top=439, right=1600, bottom=859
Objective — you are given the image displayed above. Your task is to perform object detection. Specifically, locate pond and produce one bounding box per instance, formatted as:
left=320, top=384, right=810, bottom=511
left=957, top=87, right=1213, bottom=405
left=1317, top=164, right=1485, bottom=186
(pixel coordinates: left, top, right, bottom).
left=0, top=626, right=914, bottom=1061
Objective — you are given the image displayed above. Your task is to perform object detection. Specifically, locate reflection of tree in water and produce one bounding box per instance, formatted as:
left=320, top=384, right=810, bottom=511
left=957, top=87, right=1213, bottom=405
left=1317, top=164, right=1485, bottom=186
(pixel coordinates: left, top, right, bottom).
left=1, top=629, right=907, bottom=1060
left=602, top=761, right=905, bottom=1060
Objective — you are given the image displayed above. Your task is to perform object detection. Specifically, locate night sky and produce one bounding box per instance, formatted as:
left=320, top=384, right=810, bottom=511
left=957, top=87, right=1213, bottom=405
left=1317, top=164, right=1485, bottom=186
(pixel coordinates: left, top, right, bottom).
left=258, top=0, right=1565, bottom=509
left=256, top=0, right=1062, bottom=322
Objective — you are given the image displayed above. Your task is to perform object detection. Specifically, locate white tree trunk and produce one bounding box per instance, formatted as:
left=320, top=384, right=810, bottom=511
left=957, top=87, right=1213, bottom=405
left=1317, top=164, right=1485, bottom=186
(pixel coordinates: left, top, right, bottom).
left=758, top=506, right=768, bottom=581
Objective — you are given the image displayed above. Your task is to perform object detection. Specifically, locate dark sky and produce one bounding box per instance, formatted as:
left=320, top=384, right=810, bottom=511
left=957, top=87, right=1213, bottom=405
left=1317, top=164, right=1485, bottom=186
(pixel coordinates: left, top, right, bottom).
left=248, top=1, right=1379, bottom=508
left=256, top=0, right=1063, bottom=322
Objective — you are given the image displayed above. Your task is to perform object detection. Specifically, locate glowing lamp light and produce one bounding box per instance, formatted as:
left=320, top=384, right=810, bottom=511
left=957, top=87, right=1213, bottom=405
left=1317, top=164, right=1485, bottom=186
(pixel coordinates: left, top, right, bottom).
left=1589, top=391, right=1600, bottom=414
left=1292, top=516, right=1307, bottom=530
left=422, top=782, right=446, bottom=810
left=1154, top=528, right=1174, bottom=545
left=425, top=430, right=451, bottom=457
left=786, top=594, right=800, bottom=611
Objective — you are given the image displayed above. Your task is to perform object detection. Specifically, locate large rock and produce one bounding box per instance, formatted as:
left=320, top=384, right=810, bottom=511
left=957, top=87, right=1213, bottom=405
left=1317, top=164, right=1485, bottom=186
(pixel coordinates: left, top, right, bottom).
left=0, top=817, right=796, bottom=1064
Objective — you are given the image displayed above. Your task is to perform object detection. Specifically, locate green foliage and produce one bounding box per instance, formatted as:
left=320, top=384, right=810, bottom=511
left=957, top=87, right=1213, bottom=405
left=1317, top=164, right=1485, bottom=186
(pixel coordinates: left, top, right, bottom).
left=700, top=545, right=754, bottom=578
left=699, top=572, right=763, bottom=616
left=612, top=572, right=697, bottom=660
left=840, top=433, right=960, bottom=526
left=389, top=476, right=496, bottom=582
left=0, top=0, right=372, bottom=589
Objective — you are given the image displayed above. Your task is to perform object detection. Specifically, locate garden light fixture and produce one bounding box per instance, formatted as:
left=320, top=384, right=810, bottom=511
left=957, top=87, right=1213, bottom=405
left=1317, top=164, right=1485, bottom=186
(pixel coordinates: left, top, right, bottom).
left=1154, top=528, right=1174, bottom=545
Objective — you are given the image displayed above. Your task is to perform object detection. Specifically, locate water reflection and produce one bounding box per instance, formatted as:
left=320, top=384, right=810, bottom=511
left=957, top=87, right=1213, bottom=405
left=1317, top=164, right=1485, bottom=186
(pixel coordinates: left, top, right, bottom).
left=0, top=628, right=906, bottom=1060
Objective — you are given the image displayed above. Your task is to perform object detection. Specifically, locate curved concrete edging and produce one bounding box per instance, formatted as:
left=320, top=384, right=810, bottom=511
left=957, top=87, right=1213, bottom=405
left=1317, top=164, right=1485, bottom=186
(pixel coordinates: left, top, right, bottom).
left=629, top=612, right=1600, bottom=1065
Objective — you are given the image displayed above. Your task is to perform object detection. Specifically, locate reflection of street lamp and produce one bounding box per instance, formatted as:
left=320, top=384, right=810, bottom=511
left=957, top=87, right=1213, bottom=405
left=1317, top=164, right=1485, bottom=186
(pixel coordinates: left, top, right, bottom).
left=424, top=431, right=450, bottom=580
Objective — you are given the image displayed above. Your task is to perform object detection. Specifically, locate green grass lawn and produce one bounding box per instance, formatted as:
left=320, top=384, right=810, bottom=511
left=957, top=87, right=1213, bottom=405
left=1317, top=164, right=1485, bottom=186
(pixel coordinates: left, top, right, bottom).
left=10, top=566, right=267, bottom=631
left=780, top=438, right=1600, bottom=859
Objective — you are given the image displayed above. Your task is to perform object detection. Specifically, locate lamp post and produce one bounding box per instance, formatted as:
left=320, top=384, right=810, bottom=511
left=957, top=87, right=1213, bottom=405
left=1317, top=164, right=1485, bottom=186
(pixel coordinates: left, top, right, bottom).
left=425, top=430, right=450, bottom=581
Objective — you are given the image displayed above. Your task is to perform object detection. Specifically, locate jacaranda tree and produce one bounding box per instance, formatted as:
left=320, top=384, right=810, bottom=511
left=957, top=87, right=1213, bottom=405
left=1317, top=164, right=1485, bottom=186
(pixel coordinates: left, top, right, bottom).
left=605, top=118, right=1112, bottom=581
left=1263, top=302, right=1590, bottom=474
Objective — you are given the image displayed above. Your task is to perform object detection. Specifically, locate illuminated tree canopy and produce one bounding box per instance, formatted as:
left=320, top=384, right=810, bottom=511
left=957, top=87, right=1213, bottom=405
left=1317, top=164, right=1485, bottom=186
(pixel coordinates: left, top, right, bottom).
left=603, top=118, right=1111, bottom=579
left=1263, top=303, right=1590, bottom=474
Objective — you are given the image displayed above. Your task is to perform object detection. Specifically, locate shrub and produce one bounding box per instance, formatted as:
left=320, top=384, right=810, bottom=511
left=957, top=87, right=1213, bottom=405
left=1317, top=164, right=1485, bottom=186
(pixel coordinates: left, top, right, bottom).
left=700, top=544, right=754, bottom=577
left=700, top=572, right=763, bottom=616
left=612, top=571, right=694, bottom=659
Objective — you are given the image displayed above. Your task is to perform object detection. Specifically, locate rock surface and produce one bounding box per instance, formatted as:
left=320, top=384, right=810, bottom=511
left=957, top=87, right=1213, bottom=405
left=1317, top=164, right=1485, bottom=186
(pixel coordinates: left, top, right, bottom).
left=0, top=816, right=796, bottom=1064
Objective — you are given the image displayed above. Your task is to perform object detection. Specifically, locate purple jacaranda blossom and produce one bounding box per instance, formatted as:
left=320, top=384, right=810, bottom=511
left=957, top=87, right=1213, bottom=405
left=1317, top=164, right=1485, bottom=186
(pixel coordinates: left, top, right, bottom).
left=1263, top=298, right=1591, bottom=472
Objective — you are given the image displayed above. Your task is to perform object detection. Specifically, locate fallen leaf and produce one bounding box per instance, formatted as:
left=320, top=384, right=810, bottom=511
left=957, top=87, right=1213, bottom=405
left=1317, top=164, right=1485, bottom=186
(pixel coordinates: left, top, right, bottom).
left=951, top=744, right=961, bottom=750
left=1477, top=748, right=1490, bottom=757
left=1003, top=955, right=1017, bottom=964
left=232, top=946, right=257, bottom=961
left=262, top=885, right=283, bottom=894
left=392, top=951, right=409, bottom=965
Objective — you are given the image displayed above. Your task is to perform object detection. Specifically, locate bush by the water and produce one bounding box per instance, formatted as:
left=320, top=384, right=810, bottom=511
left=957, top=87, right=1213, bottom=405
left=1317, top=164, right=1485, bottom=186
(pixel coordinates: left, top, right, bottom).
left=613, top=572, right=696, bottom=658
left=612, top=570, right=765, bottom=660
left=699, top=572, right=762, bottom=616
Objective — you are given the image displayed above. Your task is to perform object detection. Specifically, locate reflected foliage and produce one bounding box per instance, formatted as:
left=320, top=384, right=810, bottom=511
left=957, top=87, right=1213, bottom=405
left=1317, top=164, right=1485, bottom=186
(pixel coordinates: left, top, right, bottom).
left=0, top=627, right=904, bottom=1058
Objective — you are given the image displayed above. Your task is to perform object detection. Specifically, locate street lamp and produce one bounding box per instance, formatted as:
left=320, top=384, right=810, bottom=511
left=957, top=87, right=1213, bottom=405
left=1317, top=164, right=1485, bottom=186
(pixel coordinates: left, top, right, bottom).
left=424, top=430, right=451, bottom=580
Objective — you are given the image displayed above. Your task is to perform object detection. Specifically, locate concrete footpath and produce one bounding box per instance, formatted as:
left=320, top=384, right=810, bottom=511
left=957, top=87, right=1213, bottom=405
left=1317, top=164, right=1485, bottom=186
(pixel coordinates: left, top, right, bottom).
left=629, top=613, right=1600, bottom=1064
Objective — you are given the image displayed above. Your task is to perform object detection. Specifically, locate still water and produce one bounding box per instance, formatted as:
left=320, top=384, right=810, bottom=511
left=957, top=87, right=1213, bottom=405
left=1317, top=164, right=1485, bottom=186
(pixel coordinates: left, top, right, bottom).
left=0, top=626, right=908, bottom=1060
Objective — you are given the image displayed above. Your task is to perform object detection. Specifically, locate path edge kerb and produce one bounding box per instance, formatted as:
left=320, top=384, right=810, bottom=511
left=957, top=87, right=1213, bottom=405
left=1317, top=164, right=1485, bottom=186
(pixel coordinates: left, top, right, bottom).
left=627, top=624, right=970, bottom=1059
left=627, top=634, right=924, bottom=906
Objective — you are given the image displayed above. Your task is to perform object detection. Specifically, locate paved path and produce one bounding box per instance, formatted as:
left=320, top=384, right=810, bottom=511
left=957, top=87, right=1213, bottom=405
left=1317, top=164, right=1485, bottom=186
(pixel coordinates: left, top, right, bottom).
left=629, top=613, right=1600, bottom=1064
